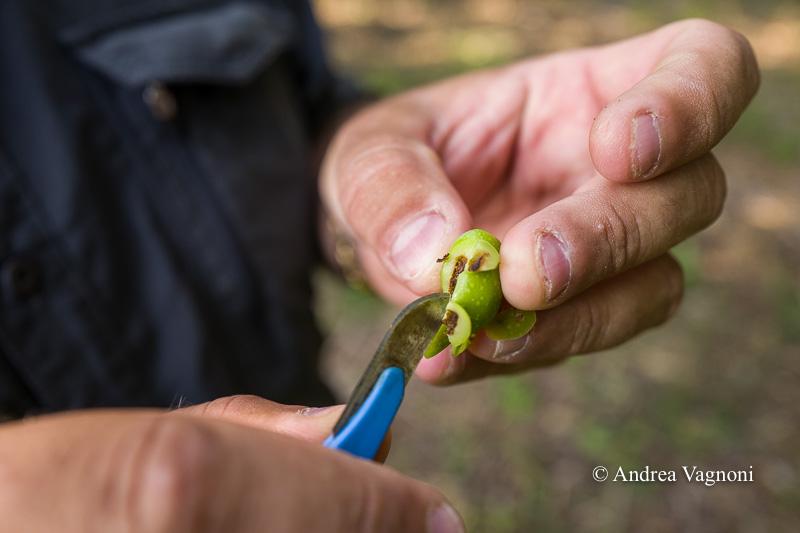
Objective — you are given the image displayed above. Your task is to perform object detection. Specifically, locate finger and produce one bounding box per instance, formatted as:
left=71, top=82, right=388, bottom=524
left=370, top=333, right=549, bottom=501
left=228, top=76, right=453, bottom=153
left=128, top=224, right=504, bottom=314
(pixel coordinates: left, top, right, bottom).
left=417, top=253, right=682, bottom=385
left=500, top=152, right=723, bottom=309
left=590, top=18, right=759, bottom=181
left=359, top=243, right=425, bottom=305
left=321, top=97, right=472, bottom=296
left=176, top=396, right=396, bottom=463
left=0, top=411, right=463, bottom=533
left=187, top=418, right=460, bottom=532
left=176, top=395, right=345, bottom=445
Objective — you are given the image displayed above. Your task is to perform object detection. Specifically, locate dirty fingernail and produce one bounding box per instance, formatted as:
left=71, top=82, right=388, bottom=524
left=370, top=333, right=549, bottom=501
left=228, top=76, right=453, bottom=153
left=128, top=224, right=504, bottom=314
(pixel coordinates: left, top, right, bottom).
left=632, top=113, right=661, bottom=179
left=539, top=233, right=570, bottom=301
left=390, top=213, right=446, bottom=280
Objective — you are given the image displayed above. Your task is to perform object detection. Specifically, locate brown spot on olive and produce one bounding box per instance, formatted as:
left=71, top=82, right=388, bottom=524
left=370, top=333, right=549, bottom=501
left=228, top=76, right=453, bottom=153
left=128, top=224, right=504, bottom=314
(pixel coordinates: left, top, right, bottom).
left=447, top=256, right=467, bottom=295
left=443, top=309, right=459, bottom=335
left=468, top=252, right=489, bottom=272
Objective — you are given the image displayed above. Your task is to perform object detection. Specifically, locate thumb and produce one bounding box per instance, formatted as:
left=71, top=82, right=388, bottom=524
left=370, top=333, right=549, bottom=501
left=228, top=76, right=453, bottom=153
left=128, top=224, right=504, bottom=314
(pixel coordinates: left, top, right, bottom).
left=175, top=404, right=464, bottom=531
left=177, top=395, right=394, bottom=463
left=0, top=410, right=464, bottom=533
left=175, top=395, right=344, bottom=444
left=321, top=97, right=471, bottom=299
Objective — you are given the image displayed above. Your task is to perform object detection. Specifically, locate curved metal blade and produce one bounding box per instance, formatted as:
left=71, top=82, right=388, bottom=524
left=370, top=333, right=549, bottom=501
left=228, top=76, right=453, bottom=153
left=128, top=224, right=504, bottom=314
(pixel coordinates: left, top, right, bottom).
left=331, top=292, right=449, bottom=436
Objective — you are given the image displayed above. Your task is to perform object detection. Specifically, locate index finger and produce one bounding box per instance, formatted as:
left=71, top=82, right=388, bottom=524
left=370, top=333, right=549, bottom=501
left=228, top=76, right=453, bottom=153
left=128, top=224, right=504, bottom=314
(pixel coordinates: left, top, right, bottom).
left=589, top=18, right=760, bottom=181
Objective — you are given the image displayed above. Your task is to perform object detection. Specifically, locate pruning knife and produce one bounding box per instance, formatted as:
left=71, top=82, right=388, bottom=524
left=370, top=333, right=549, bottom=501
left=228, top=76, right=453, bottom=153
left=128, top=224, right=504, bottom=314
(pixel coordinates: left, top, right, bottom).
left=323, top=292, right=449, bottom=459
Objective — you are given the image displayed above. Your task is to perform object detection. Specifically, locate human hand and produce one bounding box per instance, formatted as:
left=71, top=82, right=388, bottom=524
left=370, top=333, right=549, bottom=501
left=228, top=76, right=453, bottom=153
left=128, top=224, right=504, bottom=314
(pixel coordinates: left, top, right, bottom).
left=320, top=19, right=759, bottom=384
left=0, top=396, right=463, bottom=532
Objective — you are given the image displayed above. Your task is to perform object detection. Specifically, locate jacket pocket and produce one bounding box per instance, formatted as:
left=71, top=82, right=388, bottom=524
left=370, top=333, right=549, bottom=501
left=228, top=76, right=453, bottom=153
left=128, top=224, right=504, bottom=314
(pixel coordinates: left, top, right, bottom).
left=66, top=2, right=295, bottom=87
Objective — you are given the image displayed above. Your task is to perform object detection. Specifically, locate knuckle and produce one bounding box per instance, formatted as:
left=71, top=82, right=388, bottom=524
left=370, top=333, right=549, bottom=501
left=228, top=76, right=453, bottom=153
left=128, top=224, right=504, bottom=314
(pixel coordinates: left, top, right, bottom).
left=342, top=143, right=429, bottom=210
left=120, top=418, right=221, bottom=533
left=702, top=20, right=759, bottom=79
left=199, top=394, right=263, bottom=419
left=682, top=19, right=746, bottom=56
left=339, top=141, right=441, bottom=244
left=567, top=297, right=612, bottom=355
left=673, top=19, right=759, bottom=150
left=597, top=198, right=645, bottom=274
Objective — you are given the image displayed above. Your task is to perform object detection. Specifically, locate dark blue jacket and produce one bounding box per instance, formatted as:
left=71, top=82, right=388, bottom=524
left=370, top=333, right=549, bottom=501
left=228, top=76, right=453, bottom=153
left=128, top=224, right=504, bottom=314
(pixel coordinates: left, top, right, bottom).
left=0, top=0, right=348, bottom=418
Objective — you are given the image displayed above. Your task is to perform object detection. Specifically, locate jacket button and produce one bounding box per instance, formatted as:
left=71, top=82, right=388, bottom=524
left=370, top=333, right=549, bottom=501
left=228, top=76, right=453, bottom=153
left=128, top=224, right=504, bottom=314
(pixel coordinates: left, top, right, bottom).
left=143, top=81, right=178, bottom=121
left=2, top=258, right=41, bottom=298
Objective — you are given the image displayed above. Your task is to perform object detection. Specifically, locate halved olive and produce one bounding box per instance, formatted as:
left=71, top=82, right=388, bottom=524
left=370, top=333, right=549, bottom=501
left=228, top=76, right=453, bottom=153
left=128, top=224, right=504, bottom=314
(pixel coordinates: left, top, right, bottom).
left=425, top=229, right=535, bottom=358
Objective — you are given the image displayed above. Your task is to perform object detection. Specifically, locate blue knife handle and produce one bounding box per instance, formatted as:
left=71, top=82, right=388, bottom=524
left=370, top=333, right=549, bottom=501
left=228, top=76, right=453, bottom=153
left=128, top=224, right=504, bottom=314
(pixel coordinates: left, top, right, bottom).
left=322, top=366, right=405, bottom=459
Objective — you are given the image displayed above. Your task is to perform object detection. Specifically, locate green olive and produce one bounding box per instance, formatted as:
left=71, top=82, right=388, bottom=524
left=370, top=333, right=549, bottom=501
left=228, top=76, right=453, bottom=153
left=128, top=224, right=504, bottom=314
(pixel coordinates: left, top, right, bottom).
left=485, top=307, right=537, bottom=341
left=424, top=229, right=536, bottom=358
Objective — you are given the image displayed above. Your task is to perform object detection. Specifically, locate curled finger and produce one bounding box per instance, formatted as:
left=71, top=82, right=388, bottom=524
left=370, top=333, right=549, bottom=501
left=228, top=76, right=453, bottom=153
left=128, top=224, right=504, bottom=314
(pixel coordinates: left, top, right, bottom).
left=416, top=253, right=683, bottom=385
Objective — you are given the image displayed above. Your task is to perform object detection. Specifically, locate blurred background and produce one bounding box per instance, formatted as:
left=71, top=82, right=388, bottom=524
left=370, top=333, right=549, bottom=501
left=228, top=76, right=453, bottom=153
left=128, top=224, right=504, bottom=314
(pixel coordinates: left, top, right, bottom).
left=311, top=1, right=800, bottom=531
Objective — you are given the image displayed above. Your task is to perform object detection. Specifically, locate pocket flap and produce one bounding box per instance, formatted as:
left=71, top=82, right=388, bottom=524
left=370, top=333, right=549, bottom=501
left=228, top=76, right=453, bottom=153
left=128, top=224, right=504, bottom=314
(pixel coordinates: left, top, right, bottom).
left=73, top=2, right=295, bottom=86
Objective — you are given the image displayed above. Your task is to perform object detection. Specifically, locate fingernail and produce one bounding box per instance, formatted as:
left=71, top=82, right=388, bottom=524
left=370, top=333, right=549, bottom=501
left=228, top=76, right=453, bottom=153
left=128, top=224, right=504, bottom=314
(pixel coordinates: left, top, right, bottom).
left=428, top=503, right=465, bottom=533
left=632, top=113, right=661, bottom=178
left=298, top=405, right=341, bottom=417
left=491, top=333, right=532, bottom=362
left=539, top=233, right=570, bottom=301
left=390, top=213, right=446, bottom=280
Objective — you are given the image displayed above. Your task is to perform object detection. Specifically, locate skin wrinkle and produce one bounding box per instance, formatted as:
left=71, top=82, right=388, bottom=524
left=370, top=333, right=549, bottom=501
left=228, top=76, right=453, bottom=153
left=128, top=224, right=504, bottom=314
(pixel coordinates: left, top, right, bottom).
left=594, top=24, right=687, bottom=98
left=448, top=115, right=519, bottom=208
left=580, top=51, right=610, bottom=123
left=603, top=200, right=638, bottom=273
left=90, top=417, right=144, bottom=533
left=427, top=68, right=518, bottom=152
left=323, top=99, right=434, bottom=225
left=506, top=65, right=575, bottom=205
left=354, top=477, right=381, bottom=533
left=655, top=27, right=756, bottom=162
left=509, top=65, right=548, bottom=187
left=704, top=78, right=724, bottom=150
left=198, top=395, right=239, bottom=420
left=430, top=69, right=527, bottom=210
left=586, top=167, right=717, bottom=279
left=556, top=255, right=675, bottom=358
left=567, top=296, right=598, bottom=356
left=113, top=424, right=151, bottom=533
left=678, top=59, right=720, bottom=153
left=339, top=143, right=440, bottom=245
left=512, top=56, right=599, bottom=191
left=124, top=418, right=194, bottom=533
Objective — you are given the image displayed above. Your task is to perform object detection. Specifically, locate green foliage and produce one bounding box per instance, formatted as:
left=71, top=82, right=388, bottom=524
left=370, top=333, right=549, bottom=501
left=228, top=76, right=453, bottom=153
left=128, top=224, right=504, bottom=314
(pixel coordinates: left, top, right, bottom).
left=491, top=376, right=537, bottom=421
